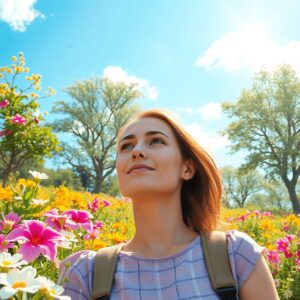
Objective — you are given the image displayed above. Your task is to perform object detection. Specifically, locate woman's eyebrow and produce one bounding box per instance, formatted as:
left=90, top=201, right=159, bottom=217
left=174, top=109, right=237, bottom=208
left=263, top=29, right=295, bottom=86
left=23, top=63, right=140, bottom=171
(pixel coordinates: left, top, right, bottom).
left=120, top=130, right=169, bottom=143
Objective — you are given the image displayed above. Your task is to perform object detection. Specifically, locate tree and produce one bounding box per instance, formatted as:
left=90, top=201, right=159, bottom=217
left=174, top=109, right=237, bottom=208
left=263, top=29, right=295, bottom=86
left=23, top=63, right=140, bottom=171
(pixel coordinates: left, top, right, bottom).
left=51, top=77, right=141, bottom=193
left=0, top=53, right=60, bottom=186
left=249, top=179, right=291, bottom=211
left=221, top=166, right=261, bottom=207
left=221, top=65, right=300, bottom=213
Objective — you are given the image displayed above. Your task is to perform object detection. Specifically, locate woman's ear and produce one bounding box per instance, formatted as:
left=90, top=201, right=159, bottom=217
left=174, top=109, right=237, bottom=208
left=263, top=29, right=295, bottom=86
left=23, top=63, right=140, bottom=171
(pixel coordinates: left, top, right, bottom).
left=182, top=158, right=196, bottom=180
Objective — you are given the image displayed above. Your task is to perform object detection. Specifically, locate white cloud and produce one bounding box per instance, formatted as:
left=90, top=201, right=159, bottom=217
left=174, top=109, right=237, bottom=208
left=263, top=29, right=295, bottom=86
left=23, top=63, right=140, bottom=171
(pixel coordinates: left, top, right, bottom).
left=196, top=25, right=300, bottom=73
left=185, top=123, right=230, bottom=155
left=196, top=102, right=222, bottom=120
left=0, top=0, right=44, bottom=32
left=103, top=66, right=159, bottom=100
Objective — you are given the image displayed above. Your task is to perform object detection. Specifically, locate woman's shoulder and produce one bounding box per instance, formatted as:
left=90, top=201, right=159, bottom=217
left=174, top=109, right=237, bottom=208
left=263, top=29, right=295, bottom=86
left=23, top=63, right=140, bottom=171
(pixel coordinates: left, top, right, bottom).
left=225, top=229, right=265, bottom=256
left=58, top=249, right=97, bottom=286
left=225, top=229, right=266, bottom=289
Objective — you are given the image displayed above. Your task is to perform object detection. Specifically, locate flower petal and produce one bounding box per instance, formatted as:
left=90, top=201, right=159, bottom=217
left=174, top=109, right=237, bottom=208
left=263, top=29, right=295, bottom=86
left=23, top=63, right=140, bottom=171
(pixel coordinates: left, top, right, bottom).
left=40, top=242, right=57, bottom=261
left=6, top=227, right=30, bottom=242
left=19, top=243, right=41, bottom=262
left=0, top=286, right=17, bottom=300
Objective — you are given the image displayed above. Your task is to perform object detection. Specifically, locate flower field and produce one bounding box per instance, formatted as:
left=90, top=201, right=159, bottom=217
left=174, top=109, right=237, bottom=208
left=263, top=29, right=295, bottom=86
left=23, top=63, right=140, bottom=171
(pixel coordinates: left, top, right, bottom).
left=0, top=172, right=299, bottom=299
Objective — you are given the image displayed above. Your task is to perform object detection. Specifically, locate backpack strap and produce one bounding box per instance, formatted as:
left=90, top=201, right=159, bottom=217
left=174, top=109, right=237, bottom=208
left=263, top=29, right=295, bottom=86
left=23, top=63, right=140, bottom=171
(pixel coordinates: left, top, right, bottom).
left=200, top=231, right=238, bottom=300
left=92, top=243, right=124, bottom=300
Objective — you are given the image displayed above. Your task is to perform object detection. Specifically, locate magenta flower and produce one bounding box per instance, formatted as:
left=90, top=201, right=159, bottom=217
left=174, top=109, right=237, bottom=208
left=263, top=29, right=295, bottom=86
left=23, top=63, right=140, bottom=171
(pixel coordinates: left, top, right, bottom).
left=0, top=212, right=21, bottom=233
left=10, top=114, right=26, bottom=125
left=6, top=220, right=64, bottom=262
left=283, top=250, right=293, bottom=258
left=0, top=234, right=14, bottom=252
left=44, top=209, right=69, bottom=231
left=88, top=198, right=100, bottom=213
left=95, top=221, right=103, bottom=229
left=267, top=250, right=280, bottom=264
left=297, top=250, right=300, bottom=260
left=0, top=99, right=9, bottom=108
left=102, top=200, right=111, bottom=207
left=0, top=129, right=13, bottom=137
left=276, top=237, right=289, bottom=253
left=285, top=234, right=295, bottom=242
left=62, top=209, right=93, bottom=231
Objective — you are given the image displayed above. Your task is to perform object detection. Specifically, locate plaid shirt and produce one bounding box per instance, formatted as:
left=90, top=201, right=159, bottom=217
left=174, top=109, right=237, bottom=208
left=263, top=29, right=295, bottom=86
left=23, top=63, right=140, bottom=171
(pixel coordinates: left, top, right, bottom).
left=59, top=230, right=264, bottom=299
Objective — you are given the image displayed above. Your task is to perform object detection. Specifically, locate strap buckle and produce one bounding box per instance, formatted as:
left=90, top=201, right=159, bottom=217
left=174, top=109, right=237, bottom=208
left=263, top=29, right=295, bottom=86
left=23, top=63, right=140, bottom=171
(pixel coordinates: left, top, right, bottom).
left=216, top=286, right=238, bottom=300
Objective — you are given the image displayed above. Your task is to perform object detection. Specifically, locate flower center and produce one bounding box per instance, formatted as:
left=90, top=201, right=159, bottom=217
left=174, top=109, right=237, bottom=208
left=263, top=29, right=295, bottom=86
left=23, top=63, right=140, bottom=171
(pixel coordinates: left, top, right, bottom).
left=12, top=281, right=27, bottom=289
left=2, top=260, right=11, bottom=266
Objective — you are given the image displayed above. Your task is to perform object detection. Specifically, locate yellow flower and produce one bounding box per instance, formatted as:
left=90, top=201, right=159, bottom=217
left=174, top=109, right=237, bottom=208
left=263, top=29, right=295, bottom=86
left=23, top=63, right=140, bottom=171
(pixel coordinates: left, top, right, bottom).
left=11, top=56, right=17, bottom=62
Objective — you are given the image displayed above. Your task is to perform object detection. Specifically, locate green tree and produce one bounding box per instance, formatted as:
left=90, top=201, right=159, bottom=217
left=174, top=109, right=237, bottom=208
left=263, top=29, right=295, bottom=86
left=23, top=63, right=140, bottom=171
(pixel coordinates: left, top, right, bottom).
left=0, top=53, right=60, bottom=186
left=51, top=77, right=141, bottom=193
left=220, top=166, right=261, bottom=207
left=221, top=65, right=300, bottom=213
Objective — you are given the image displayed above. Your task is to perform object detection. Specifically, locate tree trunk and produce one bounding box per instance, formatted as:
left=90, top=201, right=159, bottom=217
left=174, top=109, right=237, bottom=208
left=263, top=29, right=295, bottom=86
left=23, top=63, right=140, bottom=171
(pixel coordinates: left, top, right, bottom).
left=286, top=184, right=300, bottom=214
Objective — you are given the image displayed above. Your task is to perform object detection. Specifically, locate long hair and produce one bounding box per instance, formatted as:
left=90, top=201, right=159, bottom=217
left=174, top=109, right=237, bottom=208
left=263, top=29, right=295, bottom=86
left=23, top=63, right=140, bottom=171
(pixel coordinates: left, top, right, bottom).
left=117, top=109, right=222, bottom=232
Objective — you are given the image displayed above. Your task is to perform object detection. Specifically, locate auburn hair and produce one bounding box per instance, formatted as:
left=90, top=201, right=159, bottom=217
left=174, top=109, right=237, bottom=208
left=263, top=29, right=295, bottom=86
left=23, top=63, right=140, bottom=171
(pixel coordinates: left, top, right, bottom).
left=117, top=109, right=222, bottom=233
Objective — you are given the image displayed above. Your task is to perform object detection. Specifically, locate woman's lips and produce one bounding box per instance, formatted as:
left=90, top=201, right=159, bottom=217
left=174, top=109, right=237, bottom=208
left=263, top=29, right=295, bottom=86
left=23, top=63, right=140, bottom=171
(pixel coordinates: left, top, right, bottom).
left=127, top=164, right=154, bottom=174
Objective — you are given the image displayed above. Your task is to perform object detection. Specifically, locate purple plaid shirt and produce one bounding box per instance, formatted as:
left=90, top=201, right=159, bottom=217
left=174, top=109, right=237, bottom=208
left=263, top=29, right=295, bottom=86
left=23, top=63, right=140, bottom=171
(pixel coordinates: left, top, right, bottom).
left=59, top=230, right=264, bottom=299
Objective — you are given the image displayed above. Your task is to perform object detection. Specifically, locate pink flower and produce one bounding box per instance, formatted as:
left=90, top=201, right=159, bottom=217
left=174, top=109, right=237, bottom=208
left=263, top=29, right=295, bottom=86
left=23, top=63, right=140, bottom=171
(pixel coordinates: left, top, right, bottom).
left=263, top=211, right=272, bottom=217
left=283, top=250, right=293, bottom=258
left=0, top=234, right=14, bottom=252
left=88, top=198, right=100, bottom=213
left=296, top=259, right=300, bottom=266
left=44, top=209, right=69, bottom=231
left=238, top=214, right=247, bottom=221
left=0, top=212, right=21, bottom=233
left=276, top=237, right=289, bottom=253
left=95, top=221, right=103, bottom=229
left=254, top=210, right=261, bottom=216
left=285, top=234, right=295, bottom=242
left=6, top=220, right=64, bottom=262
left=83, top=224, right=100, bottom=240
left=0, top=99, right=9, bottom=108
left=0, top=129, right=13, bottom=137
left=10, top=114, right=26, bottom=125
left=62, top=209, right=93, bottom=231
left=283, top=223, right=290, bottom=232
left=102, top=200, right=111, bottom=207
left=267, top=250, right=280, bottom=264
left=296, top=250, right=300, bottom=260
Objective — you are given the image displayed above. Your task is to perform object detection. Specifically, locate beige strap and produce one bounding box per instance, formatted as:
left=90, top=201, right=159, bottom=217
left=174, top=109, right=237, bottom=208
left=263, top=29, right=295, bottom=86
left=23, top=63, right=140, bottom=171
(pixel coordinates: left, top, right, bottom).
left=92, top=243, right=124, bottom=300
left=200, top=231, right=236, bottom=290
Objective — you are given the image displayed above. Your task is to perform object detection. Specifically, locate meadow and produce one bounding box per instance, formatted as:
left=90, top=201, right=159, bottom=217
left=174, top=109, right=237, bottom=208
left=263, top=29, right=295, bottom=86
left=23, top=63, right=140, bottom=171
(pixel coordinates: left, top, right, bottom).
left=0, top=173, right=299, bottom=299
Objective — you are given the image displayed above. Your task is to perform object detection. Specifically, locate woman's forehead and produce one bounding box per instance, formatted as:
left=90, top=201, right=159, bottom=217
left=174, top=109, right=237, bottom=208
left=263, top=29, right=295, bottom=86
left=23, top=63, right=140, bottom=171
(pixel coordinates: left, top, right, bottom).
left=121, top=117, right=173, bottom=137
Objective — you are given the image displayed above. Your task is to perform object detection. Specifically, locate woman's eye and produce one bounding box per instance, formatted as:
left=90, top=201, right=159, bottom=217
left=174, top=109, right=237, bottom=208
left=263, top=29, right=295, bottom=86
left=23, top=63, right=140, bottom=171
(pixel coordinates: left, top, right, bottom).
left=150, top=137, right=165, bottom=145
left=120, top=143, right=133, bottom=151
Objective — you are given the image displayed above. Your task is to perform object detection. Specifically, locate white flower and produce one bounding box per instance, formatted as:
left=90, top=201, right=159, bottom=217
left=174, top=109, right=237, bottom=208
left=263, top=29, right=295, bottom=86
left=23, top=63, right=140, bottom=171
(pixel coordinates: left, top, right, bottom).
left=29, top=170, right=49, bottom=180
left=58, top=231, right=78, bottom=249
left=31, top=198, right=49, bottom=205
left=0, top=266, right=41, bottom=299
left=36, top=276, right=71, bottom=299
left=0, top=253, right=27, bottom=269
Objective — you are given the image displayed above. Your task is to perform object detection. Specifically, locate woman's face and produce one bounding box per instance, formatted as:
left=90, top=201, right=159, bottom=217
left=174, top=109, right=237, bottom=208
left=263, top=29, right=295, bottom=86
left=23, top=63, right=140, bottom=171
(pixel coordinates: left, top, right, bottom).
left=116, top=117, right=192, bottom=199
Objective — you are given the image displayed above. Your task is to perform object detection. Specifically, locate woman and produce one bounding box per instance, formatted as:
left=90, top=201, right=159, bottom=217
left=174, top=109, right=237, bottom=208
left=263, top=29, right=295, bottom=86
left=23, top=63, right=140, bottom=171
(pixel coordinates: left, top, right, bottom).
left=59, top=109, right=279, bottom=299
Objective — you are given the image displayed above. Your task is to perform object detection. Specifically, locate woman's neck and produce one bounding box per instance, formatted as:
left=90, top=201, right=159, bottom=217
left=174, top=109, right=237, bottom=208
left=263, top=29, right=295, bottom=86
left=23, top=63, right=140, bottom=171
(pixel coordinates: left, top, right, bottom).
left=122, top=194, right=198, bottom=258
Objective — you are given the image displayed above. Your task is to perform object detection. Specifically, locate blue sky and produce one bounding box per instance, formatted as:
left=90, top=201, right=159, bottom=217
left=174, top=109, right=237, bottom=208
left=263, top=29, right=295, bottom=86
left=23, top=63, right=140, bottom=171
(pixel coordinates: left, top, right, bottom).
left=1, top=0, right=300, bottom=168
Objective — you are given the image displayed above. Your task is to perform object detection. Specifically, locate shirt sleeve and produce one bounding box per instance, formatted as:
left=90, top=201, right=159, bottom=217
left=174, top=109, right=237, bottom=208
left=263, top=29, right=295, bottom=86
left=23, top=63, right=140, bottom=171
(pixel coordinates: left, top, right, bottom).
left=58, top=250, right=97, bottom=300
left=226, top=229, right=265, bottom=290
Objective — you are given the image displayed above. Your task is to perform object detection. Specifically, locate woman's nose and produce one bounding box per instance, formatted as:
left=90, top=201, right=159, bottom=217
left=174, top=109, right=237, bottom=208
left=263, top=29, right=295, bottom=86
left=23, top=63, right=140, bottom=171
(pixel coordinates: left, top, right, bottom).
left=132, top=143, right=147, bottom=159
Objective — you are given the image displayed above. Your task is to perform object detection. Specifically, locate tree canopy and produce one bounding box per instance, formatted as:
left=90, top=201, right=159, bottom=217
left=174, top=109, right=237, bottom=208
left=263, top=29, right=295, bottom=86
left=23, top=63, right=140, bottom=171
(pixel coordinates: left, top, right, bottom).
left=51, top=77, right=141, bottom=193
left=222, top=65, right=300, bottom=213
